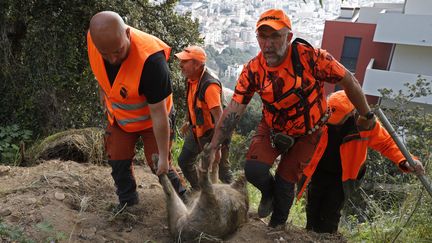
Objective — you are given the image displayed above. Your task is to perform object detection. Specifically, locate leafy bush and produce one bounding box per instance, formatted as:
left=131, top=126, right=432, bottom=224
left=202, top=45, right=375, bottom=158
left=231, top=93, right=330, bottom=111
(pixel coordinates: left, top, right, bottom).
left=0, top=125, right=32, bottom=165
left=1, top=0, right=201, bottom=139
left=35, top=221, right=67, bottom=243
left=0, top=219, right=34, bottom=243
left=171, top=136, right=185, bottom=168
left=247, top=182, right=261, bottom=211
left=223, top=92, right=262, bottom=137
left=228, top=132, right=253, bottom=171
left=205, top=46, right=255, bottom=90
left=343, top=77, right=432, bottom=241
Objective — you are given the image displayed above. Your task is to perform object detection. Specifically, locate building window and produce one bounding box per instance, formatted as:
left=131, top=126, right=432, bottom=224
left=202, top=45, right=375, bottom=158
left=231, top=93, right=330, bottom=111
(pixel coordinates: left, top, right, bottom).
left=340, top=37, right=361, bottom=73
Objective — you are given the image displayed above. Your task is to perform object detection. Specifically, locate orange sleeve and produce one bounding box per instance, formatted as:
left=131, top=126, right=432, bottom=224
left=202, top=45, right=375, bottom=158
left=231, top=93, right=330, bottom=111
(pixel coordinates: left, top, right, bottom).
left=313, top=48, right=346, bottom=84
left=232, top=63, right=257, bottom=105
left=366, top=121, right=407, bottom=166
left=204, top=84, right=222, bottom=110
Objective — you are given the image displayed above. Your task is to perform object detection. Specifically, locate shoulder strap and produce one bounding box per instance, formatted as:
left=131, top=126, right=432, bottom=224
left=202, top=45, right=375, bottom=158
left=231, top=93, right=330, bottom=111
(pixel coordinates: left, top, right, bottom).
left=186, top=77, right=194, bottom=125
left=196, top=69, right=224, bottom=106
left=291, top=38, right=315, bottom=132
left=291, top=38, right=314, bottom=77
left=198, top=80, right=221, bottom=101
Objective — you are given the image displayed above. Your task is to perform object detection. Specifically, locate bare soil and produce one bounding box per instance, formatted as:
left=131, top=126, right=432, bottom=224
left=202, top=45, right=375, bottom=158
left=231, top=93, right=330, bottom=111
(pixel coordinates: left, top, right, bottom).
left=0, top=160, right=346, bottom=242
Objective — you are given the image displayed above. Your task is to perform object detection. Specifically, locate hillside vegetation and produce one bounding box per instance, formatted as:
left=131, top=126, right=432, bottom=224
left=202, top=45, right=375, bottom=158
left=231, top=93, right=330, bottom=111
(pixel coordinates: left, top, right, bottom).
left=1, top=1, right=431, bottom=242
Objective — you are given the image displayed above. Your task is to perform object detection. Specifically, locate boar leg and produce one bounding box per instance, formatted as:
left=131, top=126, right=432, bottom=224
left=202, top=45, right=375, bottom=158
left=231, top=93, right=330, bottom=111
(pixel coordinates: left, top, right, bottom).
left=210, top=162, right=219, bottom=184
left=231, top=173, right=247, bottom=192
left=153, top=154, right=188, bottom=233
left=159, top=174, right=188, bottom=229
left=197, top=145, right=215, bottom=197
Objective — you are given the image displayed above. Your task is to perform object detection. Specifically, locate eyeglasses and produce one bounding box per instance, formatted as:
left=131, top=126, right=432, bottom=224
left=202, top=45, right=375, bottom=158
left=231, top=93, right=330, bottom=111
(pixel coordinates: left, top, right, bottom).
left=256, top=31, right=289, bottom=42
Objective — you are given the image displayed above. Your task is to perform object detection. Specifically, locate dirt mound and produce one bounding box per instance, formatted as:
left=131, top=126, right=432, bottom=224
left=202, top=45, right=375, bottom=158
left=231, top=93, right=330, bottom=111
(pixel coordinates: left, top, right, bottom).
left=0, top=160, right=346, bottom=242
left=25, top=128, right=105, bottom=165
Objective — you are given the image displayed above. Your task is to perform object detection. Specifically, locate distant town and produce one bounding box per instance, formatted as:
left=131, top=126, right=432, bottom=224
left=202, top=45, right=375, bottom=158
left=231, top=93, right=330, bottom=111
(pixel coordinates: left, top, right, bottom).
left=171, top=0, right=404, bottom=87
left=175, top=0, right=402, bottom=50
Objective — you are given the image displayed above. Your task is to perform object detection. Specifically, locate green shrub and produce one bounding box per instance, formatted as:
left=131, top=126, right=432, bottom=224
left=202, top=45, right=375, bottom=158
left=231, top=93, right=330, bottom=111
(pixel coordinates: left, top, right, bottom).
left=247, top=182, right=261, bottom=211
left=288, top=198, right=307, bottom=227
left=171, top=136, right=185, bottom=168
left=0, top=124, right=32, bottom=165
left=1, top=0, right=201, bottom=138
left=35, top=221, right=67, bottom=243
left=229, top=132, right=253, bottom=171
left=343, top=78, right=432, bottom=242
left=0, top=220, right=34, bottom=243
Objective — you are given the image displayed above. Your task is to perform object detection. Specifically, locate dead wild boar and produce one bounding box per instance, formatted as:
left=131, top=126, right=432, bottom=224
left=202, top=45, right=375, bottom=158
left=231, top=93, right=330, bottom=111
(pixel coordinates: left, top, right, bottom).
left=156, top=145, right=249, bottom=241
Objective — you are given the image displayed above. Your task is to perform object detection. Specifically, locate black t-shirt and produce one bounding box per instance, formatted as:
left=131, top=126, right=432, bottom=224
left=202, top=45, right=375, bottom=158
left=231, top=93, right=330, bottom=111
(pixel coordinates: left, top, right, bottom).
left=103, top=51, right=172, bottom=104
left=315, top=116, right=357, bottom=176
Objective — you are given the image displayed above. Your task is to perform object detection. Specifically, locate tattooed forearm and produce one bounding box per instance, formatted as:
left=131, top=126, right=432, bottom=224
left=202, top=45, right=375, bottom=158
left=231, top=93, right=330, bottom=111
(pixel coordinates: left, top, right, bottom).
left=221, top=112, right=240, bottom=140
left=210, top=100, right=246, bottom=149
left=212, top=113, right=237, bottom=148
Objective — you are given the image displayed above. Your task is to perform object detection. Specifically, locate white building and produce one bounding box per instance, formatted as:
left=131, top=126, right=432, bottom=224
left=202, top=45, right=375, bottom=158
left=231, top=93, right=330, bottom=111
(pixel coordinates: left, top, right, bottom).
left=225, top=64, right=243, bottom=78
left=362, top=0, right=432, bottom=106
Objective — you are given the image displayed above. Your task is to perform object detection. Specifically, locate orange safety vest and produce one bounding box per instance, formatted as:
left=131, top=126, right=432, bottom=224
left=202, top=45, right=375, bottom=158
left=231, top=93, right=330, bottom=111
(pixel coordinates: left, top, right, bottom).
left=340, top=120, right=409, bottom=197
left=187, top=68, right=223, bottom=138
left=87, top=27, right=173, bottom=132
left=297, top=120, right=409, bottom=200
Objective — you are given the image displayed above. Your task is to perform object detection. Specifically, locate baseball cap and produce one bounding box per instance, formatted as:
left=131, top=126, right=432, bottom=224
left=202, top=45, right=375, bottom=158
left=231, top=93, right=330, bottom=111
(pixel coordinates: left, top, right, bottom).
left=256, top=9, right=292, bottom=31
left=327, top=90, right=355, bottom=125
left=174, top=45, right=206, bottom=63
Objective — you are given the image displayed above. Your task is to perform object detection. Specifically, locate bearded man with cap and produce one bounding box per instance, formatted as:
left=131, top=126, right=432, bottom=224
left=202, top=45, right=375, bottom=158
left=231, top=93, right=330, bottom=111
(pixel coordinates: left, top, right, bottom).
left=175, top=45, right=233, bottom=190
left=305, top=90, right=425, bottom=233
left=207, top=8, right=382, bottom=228
left=87, top=11, right=186, bottom=211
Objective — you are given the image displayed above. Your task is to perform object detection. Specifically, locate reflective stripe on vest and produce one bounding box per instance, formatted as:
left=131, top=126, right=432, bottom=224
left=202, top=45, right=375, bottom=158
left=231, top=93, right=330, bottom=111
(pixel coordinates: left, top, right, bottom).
left=117, top=115, right=151, bottom=126
left=112, top=100, right=151, bottom=126
left=112, top=101, right=148, bottom=110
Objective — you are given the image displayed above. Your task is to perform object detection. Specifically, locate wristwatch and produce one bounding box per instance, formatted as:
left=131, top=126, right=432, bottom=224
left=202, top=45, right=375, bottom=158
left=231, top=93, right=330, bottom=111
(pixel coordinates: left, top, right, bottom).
left=359, top=111, right=375, bottom=120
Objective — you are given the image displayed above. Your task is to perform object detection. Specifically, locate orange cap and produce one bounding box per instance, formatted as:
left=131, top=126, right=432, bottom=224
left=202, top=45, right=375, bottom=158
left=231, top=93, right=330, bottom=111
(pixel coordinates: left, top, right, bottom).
left=327, top=90, right=355, bottom=125
left=256, top=9, right=292, bottom=31
left=175, top=45, right=206, bottom=63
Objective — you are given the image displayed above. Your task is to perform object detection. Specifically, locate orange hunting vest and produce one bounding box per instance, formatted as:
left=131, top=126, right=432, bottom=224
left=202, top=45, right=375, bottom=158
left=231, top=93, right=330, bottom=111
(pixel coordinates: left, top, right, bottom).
left=239, top=39, right=328, bottom=136
left=297, top=120, right=408, bottom=201
left=87, top=27, right=173, bottom=132
left=187, top=68, right=223, bottom=138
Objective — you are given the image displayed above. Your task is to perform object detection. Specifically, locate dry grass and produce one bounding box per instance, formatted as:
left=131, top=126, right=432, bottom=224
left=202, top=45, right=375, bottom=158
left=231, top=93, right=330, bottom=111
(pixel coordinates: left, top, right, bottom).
left=26, top=128, right=105, bottom=165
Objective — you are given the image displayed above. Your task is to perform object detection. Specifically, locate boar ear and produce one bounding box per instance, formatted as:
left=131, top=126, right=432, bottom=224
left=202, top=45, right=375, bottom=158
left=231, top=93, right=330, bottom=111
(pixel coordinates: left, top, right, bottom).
left=231, top=173, right=247, bottom=192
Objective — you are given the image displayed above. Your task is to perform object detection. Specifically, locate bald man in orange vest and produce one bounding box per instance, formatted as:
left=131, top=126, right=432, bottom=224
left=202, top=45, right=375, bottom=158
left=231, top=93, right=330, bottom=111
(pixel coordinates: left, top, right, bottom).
left=87, top=11, right=185, bottom=211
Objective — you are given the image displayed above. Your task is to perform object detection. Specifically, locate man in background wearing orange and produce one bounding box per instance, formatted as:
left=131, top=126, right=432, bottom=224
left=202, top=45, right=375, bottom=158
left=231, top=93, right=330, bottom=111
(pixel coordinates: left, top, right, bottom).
left=175, top=46, right=233, bottom=190
left=305, top=90, right=425, bottom=233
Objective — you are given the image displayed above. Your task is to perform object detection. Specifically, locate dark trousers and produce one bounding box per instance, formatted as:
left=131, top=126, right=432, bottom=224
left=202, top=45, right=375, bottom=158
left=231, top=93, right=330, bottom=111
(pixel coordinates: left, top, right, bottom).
left=178, top=130, right=232, bottom=190
left=306, top=170, right=345, bottom=233
left=105, top=122, right=186, bottom=204
left=108, top=159, right=138, bottom=204
left=245, top=160, right=295, bottom=227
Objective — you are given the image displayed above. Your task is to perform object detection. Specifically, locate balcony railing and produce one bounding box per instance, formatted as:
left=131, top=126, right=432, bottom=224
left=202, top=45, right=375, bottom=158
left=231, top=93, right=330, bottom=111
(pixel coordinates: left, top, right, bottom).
left=373, top=12, right=432, bottom=47
left=363, top=59, right=432, bottom=104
